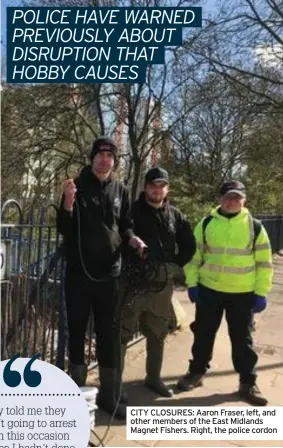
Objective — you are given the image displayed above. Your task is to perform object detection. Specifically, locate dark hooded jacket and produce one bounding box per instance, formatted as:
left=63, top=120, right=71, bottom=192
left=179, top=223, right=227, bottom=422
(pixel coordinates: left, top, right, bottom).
left=131, top=192, right=196, bottom=267
left=57, top=166, right=134, bottom=280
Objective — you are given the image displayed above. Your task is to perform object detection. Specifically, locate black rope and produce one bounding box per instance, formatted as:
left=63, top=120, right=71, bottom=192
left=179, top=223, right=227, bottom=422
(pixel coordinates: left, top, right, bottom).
left=121, top=249, right=168, bottom=298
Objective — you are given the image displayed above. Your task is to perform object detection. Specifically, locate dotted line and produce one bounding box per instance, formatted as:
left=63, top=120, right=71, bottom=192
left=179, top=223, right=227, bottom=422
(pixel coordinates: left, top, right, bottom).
left=0, top=394, right=81, bottom=396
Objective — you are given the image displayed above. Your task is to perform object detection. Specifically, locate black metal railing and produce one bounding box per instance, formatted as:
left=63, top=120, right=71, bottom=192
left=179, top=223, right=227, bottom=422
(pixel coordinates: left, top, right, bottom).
left=1, top=200, right=67, bottom=368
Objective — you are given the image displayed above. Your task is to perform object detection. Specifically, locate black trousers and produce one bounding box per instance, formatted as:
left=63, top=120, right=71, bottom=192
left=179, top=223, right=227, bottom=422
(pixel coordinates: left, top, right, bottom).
left=65, top=267, right=120, bottom=368
left=189, top=285, right=258, bottom=385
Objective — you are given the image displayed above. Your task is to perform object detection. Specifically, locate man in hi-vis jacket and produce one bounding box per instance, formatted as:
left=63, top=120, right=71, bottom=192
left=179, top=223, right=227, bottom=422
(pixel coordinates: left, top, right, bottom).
left=177, top=181, right=273, bottom=406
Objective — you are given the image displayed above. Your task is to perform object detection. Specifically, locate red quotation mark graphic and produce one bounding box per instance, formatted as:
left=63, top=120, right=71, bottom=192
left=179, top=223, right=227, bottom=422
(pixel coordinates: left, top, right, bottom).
left=3, top=354, right=42, bottom=387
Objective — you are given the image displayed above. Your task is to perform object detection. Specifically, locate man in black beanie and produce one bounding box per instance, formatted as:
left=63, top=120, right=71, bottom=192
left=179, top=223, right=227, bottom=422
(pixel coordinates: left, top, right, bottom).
left=89, top=136, right=118, bottom=164
left=57, top=136, right=146, bottom=419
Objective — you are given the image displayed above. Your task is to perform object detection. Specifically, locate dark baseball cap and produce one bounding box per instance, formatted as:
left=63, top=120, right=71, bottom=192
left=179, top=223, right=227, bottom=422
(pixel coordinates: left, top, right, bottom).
left=145, top=167, right=169, bottom=184
left=220, top=180, right=246, bottom=198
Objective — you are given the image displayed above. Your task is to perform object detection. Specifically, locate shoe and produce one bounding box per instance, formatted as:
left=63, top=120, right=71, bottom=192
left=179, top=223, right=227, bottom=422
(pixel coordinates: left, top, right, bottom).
left=176, top=372, right=204, bottom=391
left=98, top=367, right=126, bottom=420
left=69, top=364, right=87, bottom=387
left=97, top=390, right=126, bottom=419
left=145, top=378, right=173, bottom=397
left=238, top=383, right=268, bottom=406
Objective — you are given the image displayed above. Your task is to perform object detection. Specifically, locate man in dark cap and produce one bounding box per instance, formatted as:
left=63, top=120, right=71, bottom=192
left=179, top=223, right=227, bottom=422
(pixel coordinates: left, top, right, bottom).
left=177, top=180, right=273, bottom=406
left=57, top=136, right=146, bottom=419
left=120, top=167, right=196, bottom=398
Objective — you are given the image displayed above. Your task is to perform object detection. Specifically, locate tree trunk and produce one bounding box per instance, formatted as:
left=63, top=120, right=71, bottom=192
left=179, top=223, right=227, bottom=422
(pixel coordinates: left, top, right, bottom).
left=131, top=159, right=142, bottom=200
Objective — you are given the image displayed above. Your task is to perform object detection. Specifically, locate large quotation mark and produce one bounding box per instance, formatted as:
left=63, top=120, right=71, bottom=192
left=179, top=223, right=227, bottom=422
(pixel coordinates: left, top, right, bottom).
left=3, top=354, right=42, bottom=387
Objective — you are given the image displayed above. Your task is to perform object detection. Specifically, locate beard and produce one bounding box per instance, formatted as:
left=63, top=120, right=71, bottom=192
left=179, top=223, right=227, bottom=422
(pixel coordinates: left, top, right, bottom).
left=145, top=193, right=164, bottom=204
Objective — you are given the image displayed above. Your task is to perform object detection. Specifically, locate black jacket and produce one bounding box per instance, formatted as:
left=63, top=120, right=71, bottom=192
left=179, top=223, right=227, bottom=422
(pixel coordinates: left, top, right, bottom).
left=131, top=192, right=196, bottom=267
left=57, top=166, right=134, bottom=279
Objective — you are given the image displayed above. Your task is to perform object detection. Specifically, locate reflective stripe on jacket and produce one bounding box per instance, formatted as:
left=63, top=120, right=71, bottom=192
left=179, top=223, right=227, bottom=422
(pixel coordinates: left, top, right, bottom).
left=184, top=207, right=273, bottom=295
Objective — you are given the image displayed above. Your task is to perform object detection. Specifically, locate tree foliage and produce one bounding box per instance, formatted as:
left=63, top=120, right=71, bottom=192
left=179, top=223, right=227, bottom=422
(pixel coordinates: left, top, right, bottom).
left=1, top=0, right=283, bottom=216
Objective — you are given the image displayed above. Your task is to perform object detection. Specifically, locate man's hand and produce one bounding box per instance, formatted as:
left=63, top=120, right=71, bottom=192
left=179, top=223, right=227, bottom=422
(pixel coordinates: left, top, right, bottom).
left=253, top=295, right=267, bottom=313
left=129, top=236, right=147, bottom=257
left=63, top=179, right=77, bottom=212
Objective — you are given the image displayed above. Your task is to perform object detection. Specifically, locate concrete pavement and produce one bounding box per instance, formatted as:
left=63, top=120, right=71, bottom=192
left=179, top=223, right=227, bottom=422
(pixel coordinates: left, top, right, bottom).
left=88, top=255, right=283, bottom=447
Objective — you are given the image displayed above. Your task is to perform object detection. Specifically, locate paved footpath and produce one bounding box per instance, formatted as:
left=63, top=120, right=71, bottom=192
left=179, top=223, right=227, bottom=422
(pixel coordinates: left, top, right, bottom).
left=88, top=255, right=283, bottom=447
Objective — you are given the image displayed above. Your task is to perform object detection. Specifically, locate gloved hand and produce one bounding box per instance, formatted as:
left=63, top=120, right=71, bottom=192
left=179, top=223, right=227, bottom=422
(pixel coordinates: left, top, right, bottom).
left=187, top=287, right=200, bottom=305
left=253, top=295, right=267, bottom=313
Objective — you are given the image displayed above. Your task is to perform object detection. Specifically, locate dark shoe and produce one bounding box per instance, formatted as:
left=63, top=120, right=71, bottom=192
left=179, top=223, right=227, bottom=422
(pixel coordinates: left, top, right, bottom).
left=69, top=364, right=87, bottom=387
left=177, top=372, right=204, bottom=391
left=97, top=390, right=126, bottom=419
left=238, top=383, right=268, bottom=406
left=98, top=367, right=126, bottom=420
left=145, top=377, right=173, bottom=397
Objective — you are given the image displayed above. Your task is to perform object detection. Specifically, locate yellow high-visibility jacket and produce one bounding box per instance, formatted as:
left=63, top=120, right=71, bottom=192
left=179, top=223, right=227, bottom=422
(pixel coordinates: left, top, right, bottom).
left=184, top=207, right=273, bottom=296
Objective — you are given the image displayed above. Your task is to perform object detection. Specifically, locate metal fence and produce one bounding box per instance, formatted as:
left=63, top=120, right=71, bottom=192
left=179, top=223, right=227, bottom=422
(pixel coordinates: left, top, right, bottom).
left=1, top=200, right=68, bottom=368
left=256, top=215, right=283, bottom=254
left=1, top=200, right=283, bottom=369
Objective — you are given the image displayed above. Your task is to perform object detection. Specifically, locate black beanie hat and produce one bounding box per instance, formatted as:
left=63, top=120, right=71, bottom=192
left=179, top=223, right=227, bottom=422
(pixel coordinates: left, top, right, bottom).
left=90, top=136, right=118, bottom=162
